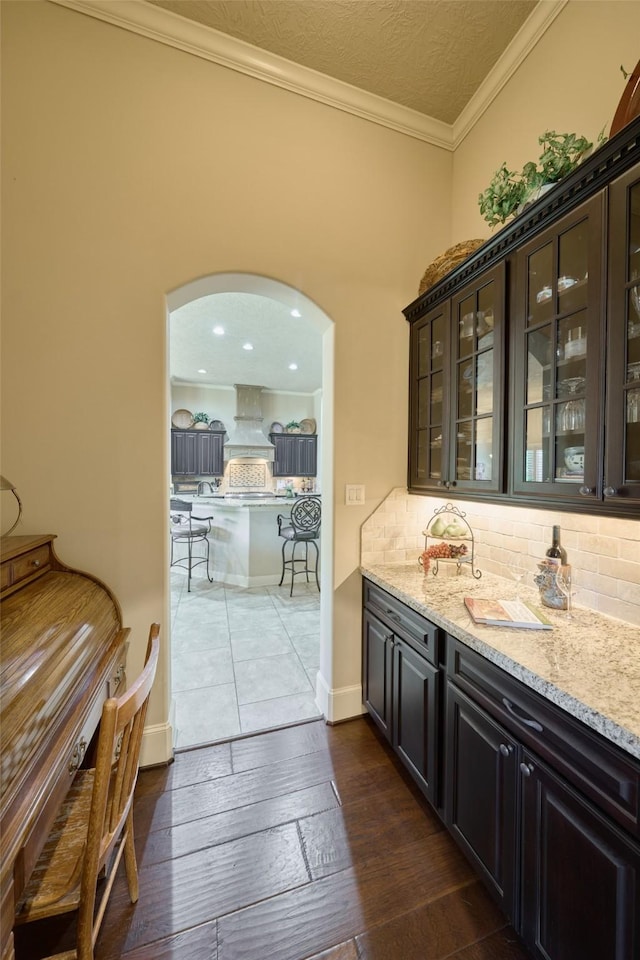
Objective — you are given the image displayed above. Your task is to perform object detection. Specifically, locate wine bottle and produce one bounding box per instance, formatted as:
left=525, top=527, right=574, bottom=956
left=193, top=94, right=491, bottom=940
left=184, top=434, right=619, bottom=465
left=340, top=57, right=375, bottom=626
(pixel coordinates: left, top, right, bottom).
left=545, top=525, right=567, bottom=565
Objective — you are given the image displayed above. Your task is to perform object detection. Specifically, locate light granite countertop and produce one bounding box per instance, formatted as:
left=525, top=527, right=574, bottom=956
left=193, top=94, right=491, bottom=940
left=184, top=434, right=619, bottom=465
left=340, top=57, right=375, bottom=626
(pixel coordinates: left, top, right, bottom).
left=361, top=561, right=640, bottom=762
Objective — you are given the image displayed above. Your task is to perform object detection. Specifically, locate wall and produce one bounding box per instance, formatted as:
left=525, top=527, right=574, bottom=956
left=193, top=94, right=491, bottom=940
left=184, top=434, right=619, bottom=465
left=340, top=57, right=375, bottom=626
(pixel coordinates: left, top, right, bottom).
left=452, top=1, right=640, bottom=242
left=362, top=489, right=640, bottom=627
left=1, top=0, right=450, bottom=755
left=171, top=384, right=318, bottom=435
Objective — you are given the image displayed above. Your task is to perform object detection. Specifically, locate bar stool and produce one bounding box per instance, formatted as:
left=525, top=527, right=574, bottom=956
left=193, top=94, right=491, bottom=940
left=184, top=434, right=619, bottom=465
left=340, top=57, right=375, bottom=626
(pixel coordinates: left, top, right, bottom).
left=170, top=497, right=213, bottom=592
left=277, top=496, right=321, bottom=596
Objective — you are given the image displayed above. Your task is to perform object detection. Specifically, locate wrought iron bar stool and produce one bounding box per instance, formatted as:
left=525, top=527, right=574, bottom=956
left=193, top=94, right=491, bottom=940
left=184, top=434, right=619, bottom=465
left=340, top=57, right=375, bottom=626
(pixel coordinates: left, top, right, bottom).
left=277, top=496, right=321, bottom=596
left=170, top=497, right=213, bottom=592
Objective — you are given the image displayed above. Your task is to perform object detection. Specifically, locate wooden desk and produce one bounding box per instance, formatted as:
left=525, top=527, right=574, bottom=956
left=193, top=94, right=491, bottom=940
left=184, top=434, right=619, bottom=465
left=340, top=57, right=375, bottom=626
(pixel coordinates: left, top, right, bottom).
left=0, top=535, right=129, bottom=960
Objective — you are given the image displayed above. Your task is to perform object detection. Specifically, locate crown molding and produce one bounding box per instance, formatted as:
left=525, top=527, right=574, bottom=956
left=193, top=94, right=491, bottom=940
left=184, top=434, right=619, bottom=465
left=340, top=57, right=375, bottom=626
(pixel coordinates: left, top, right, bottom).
left=49, top=0, right=564, bottom=151
left=453, top=0, right=568, bottom=148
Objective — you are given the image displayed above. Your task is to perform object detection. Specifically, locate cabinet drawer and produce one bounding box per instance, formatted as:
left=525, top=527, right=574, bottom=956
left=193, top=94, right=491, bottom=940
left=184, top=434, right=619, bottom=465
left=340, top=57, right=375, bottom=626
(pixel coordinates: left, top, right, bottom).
left=363, top=579, right=440, bottom=664
left=447, top=635, right=640, bottom=838
left=11, top=545, right=51, bottom=585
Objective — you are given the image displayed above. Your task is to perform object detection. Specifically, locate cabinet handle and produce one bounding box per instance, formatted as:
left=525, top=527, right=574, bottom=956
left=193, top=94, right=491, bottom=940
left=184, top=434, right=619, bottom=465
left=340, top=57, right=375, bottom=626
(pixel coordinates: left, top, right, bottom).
left=520, top=761, right=534, bottom=778
left=69, top=736, right=87, bottom=774
left=385, top=609, right=402, bottom=625
left=578, top=486, right=595, bottom=496
left=32, top=559, right=41, bottom=567
left=499, top=743, right=513, bottom=757
left=502, top=697, right=543, bottom=732
left=603, top=486, right=618, bottom=497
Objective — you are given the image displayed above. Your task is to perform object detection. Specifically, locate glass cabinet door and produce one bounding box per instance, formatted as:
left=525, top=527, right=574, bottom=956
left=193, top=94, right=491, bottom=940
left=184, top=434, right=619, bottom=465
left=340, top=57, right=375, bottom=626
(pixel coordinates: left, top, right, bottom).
left=513, top=194, right=604, bottom=501
left=409, top=303, right=450, bottom=490
left=605, top=165, right=640, bottom=504
left=449, top=263, right=505, bottom=493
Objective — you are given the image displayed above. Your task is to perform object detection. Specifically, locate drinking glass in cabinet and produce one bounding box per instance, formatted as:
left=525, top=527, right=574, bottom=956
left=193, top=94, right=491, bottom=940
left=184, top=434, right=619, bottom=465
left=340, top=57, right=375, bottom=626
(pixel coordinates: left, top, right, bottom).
left=628, top=388, right=640, bottom=423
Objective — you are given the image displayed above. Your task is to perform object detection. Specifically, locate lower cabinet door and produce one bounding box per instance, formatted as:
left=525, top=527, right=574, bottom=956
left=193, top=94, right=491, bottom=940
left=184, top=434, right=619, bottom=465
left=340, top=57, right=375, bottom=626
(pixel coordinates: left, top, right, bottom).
left=445, top=683, right=518, bottom=920
left=393, top=638, right=439, bottom=805
left=362, top=609, right=392, bottom=740
left=520, top=750, right=640, bottom=960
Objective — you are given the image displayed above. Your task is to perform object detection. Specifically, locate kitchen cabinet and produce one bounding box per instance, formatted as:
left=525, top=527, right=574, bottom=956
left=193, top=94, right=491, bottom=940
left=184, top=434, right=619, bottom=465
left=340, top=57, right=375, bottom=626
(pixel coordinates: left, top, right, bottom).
left=362, top=579, right=441, bottom=807
left=270, top=434, right=317, bottom=477
left=404, top=115, right=640, bottom=517
left=171, top=429, right=225, bottom=477
left=445, top=635, right=640, bottom=960
left=409, top=262, right=505, bottom=494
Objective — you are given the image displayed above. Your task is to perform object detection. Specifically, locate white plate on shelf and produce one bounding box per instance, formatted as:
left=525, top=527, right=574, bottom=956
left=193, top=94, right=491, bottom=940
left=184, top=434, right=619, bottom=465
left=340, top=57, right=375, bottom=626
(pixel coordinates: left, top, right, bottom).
left=209, top=420, right=225, bottom=431
left=270, top=421, right=284, bottom=433
left=300, top=418, right=317, bottom=434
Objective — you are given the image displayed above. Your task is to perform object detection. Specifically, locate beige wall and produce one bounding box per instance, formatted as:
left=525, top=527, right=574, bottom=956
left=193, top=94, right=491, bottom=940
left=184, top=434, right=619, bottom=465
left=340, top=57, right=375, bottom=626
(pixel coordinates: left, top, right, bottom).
left=1, top=1, right=450, bottom=742
left=452, top=0, right=640, bottom=242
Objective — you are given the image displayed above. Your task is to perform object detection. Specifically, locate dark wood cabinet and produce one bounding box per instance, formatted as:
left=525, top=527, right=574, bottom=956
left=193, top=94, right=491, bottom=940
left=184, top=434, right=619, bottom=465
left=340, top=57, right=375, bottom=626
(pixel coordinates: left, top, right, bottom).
left=520, top=750, right=640, bottom=960
left=171, top=429, right=225, bottom=477
left=446, top=634, right=640, bottom=960
left=270, top=434, right=317, bottom=477
left=409, top=263, right=505, bottom=494
left=362, top=579, right=442, bottom=806
left=445, top=683, right=518, bottom=920
left=405, top=116, right=640, bottom=518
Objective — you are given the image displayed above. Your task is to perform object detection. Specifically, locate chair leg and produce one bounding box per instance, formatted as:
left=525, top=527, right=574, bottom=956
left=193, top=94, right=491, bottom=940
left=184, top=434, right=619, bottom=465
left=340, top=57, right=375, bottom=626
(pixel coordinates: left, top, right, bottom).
left=123, top=810, right=140, bottom=904
left=279, top=539, right=288, bottom=586
left=310, top=539, right=320, bottom=592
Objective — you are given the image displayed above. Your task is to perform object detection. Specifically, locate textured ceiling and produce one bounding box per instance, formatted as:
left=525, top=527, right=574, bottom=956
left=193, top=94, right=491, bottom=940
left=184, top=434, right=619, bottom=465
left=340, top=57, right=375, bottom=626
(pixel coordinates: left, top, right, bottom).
left=171, top=293, right=323, bottom=392
left=146, top=0, right=537, bottom=124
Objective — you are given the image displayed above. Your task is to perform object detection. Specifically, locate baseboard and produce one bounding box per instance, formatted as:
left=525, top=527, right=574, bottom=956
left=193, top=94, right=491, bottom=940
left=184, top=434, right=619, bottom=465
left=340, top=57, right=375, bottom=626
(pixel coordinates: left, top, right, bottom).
left=315, top=672, right=366, bottom=723
left=140, top=720, right=174, bottom=768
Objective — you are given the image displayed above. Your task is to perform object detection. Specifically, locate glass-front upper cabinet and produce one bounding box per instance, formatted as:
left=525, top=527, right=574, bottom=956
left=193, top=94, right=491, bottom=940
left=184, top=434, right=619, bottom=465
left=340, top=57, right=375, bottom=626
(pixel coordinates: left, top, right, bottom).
left=512, top=194, right=604, bottom=502
left=449, top=263, right=505, bottom=493
left=409, top=302, right=450, bottom=491
left=605, top=164, right=640, bottom=505
left=408, top=263, right=505, bottom=494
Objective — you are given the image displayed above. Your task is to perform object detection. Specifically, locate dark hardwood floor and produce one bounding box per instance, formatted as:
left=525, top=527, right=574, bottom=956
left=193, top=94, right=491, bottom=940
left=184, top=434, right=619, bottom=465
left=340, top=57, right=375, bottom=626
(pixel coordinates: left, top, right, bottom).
left=15, top=717, right=529, bottom=960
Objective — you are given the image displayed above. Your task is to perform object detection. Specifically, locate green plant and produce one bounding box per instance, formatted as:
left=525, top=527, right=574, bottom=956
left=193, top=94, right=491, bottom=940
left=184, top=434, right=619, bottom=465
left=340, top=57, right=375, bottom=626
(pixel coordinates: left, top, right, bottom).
left=192, top=411, right=210, bottom=423
left=479, top=130, right=596, bottom=228
left=286, top=420, right=301, bottom=431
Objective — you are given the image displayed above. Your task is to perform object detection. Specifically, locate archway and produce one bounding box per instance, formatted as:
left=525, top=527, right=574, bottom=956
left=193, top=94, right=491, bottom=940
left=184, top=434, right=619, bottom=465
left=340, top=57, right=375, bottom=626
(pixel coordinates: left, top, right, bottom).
left=166, top=273, right=334, bottom=745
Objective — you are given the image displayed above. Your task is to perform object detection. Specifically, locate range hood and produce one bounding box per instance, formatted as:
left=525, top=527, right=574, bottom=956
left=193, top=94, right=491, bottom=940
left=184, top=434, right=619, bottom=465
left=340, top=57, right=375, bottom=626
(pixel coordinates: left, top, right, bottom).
left=223, top=384, right=275, bottom=462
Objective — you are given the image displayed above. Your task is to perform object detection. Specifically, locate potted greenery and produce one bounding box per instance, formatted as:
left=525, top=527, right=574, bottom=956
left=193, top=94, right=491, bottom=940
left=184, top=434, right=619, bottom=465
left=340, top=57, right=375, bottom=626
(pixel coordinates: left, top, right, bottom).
left=478, top=130, right=595, bottom=228
left=286, top=420, right=301, bottom=434
left=192, top=411, right=210, bottom=430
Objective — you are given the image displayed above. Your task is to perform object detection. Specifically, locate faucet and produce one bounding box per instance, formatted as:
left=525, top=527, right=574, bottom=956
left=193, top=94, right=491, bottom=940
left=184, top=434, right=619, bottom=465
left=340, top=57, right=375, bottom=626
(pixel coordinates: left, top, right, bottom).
left=197, top=480, right=215, bottom=495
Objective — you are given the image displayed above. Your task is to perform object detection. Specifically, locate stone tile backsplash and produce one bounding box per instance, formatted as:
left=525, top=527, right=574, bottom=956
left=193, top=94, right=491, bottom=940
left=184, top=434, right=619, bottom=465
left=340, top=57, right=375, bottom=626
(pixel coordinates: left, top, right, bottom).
left=361, top=488, right=640, bottom=626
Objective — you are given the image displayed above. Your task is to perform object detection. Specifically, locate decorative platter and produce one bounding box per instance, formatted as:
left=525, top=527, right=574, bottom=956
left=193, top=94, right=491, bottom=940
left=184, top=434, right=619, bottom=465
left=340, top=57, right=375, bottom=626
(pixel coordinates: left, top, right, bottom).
left=171, top=409, right=194, bottom=429
left=210, top=419, right=225, bottom=431
left=300, top=418, right=317, bottom=434
left=270, top=421, right=284, bottom=433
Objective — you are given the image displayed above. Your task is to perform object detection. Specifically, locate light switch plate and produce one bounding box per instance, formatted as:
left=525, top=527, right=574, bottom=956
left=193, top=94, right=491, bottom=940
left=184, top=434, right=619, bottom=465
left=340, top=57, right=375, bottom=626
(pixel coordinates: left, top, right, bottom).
left=345, top=484, right=365, bottom=505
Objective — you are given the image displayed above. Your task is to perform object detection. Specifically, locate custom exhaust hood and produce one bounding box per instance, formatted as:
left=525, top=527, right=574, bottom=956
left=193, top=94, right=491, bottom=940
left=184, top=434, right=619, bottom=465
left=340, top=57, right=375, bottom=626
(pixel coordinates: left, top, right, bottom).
left=223, top=384, right=275, bottom=462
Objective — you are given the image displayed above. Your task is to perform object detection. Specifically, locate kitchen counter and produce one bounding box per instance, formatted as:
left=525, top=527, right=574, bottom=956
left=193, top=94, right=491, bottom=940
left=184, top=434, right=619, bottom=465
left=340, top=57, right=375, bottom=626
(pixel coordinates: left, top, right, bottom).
left=179, top=496, right=316, bottom=508
left=361, top=561, right=640, bottom=760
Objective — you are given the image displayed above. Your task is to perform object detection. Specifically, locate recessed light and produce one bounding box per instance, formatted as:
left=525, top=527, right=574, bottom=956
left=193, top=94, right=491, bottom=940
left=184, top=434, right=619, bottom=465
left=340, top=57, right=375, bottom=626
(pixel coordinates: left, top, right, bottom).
left=291, top=309, right=301, bottom=318
left=197, top=368, right=207, bottom=374
left=243, top=342, right=253, bottom=351
left=213, top=326, right=224, bottom=336
left=288, top=363, right=298, bottom=370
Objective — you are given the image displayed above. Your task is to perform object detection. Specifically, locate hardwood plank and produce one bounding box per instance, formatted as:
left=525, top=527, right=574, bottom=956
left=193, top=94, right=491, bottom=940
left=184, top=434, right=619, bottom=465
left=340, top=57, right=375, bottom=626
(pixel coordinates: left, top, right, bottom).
left=217, top=829, right=475, bottom=960
left=137, top=781, right=339, bottom=869
left=134, top=737, right=391, bottom=836
left=447, top=929, right=530, bottom=960
left=230, top=718, right=372, bottom=773
left=136, top=742, right=232, bottom=799
left=99, top=823, right=310, bottom=959
left=119, top=920, right=218, bottom=960
left=306, top=942, right=359, bottom=960
left=355, top=880, right=507, bottom=960
left=299, top=781, right=443, bottom=880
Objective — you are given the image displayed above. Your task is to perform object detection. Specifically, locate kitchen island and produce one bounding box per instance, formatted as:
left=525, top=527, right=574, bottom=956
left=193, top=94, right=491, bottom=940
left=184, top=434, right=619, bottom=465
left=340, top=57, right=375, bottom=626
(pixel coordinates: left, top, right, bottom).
left=180, top=496, right=320, bottom=587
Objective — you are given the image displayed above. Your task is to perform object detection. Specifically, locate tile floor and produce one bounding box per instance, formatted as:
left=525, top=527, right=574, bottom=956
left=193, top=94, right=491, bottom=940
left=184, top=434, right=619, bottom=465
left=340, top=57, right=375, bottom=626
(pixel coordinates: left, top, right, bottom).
left=171, top=567, right=322, bottom=749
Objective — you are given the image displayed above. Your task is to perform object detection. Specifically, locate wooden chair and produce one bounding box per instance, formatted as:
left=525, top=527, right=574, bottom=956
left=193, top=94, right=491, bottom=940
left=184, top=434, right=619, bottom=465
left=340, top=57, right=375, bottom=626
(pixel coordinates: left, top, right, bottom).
left=14, top=624, right=161, bottom=960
